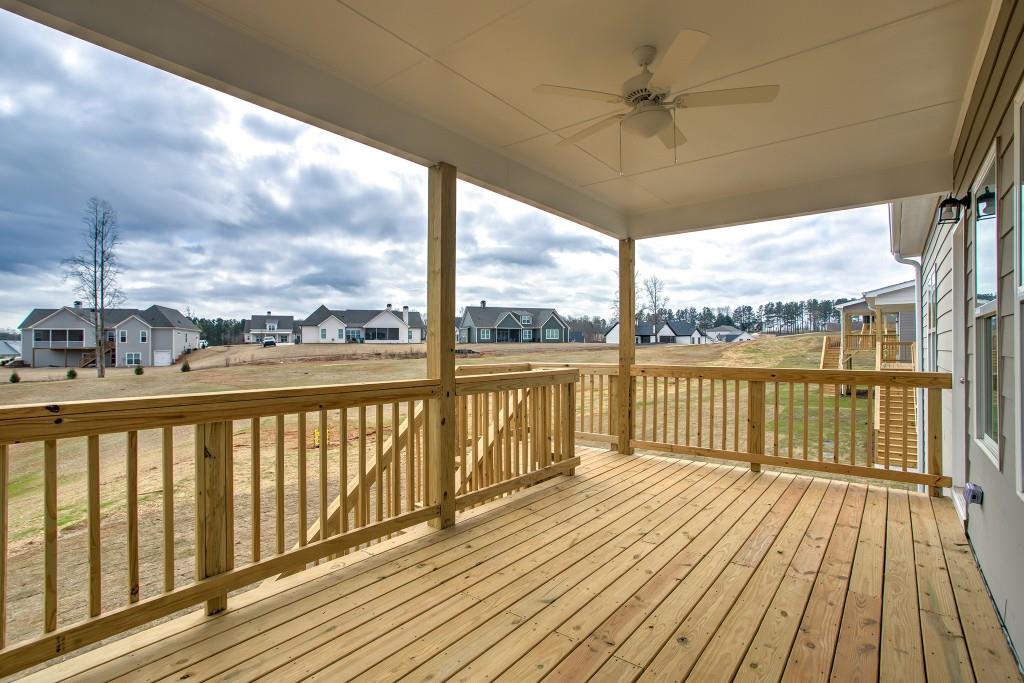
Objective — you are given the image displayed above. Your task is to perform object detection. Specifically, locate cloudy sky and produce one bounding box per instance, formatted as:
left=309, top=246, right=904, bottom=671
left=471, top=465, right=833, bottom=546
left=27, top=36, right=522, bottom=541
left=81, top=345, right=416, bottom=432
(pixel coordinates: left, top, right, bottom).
left=0, top=11, right=912, bottom=330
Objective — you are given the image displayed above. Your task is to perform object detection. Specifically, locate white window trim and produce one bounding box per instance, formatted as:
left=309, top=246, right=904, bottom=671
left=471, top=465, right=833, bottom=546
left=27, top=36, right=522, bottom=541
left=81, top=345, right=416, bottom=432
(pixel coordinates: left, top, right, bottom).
left=125, top=352, right=141, bottom=366
left=544, top=328, right=559, bottom=340
left=522, top=329, right=532, bottom=341
left=1014, top=83, right=1024, bottom=499
left=521, top=315, right=532, bottom=325
left=971, top=142, right=1001, bottom=470
left=479, top=328, right=491, bottom=340
left=320, top=328, right=327, bottom=340
left=119, top=329, right=127, bottom=343
left=139, top=329, right=148, bottom=343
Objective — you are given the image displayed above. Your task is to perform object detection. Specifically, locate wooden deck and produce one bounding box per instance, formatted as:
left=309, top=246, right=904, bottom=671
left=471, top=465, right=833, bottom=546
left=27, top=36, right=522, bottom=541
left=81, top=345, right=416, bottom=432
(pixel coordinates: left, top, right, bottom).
left=26, top=448, right=1020, bottom=682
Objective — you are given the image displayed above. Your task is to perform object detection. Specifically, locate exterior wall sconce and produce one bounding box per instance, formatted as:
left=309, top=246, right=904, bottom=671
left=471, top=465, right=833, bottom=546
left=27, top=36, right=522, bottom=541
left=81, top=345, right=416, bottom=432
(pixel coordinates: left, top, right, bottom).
left=936, top=193, right=971, bottom=225
left=976, top=185, right=996, bottom=218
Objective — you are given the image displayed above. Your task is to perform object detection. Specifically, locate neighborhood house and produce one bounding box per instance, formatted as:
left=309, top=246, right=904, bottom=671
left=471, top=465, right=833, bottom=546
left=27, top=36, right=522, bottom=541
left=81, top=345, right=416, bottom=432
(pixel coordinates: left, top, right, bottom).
left=19, top=302, right=199, bottom=367
left=704, top=324, right=754, bottom=343
left=458, top=302, right=568, bottom=343
left=299, top=304, right=424, bottom=344
left=243, top=312, right=298, bottom=344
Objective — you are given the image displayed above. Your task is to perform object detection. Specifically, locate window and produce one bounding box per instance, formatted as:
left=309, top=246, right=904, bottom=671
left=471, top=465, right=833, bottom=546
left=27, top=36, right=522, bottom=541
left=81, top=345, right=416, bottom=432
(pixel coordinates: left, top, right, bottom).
left=365, top=328, right=400, bottom=341
left=34, top=329, right=49, bottom=343
left=119, top=329, right=127, bottom=343
left=973, top=153, right=998, bottom=462
left=345, top=328, right=364, bottom=342
left=522, top=329, right=532, bottom=341
left=125, top=352, right=141, bottom=366
left=320, top=328, right=327, bottom=340
left=521, top=315, right=531, bottom=325
left=68, top=329, right=84, bottom=344
left=545, top=328, right=560, bottom=340
left=479, top=328, right=491, bottom=341
left=338, top=328, right=343, bottom=340
left=407, top=329, right=412, bottom=341
left=267, top=323, right=276, bottom=330
left=139, top=330, right=148, bottom=343
left=106, top=330, right=114, bottom=342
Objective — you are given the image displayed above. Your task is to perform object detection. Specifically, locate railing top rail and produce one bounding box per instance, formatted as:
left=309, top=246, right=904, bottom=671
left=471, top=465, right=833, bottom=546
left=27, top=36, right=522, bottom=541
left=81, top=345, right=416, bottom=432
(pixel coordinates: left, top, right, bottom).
left=0, top=377, right=441, bottom=445
left=630, top=364, right=951, bottom=389
left=454, top=368, right=579, bottom=396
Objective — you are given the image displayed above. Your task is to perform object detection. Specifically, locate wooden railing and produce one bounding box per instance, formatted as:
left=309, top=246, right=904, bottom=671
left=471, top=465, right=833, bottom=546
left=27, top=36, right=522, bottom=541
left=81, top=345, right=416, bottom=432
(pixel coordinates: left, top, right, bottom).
left=880, top=339, right=915, bottom=367
left=0, top=367, right=576, bottom=675
left=843, top=333, right=878, bottom=352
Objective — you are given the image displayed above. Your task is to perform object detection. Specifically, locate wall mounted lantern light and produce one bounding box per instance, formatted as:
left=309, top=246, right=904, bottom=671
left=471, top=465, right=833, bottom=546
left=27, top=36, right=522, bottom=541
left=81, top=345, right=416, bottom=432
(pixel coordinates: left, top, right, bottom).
left=936, top=193, right=971, bottom=226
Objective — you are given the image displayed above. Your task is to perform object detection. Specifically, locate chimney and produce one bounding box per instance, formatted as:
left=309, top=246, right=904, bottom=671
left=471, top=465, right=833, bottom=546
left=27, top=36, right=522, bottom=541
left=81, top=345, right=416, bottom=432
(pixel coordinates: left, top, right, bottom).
left=266, top=311, right=271, bottom=316
left=73, top=301, right=82, bottom=309
left=402, top=305, right=409, bottom=324
left=480, top=300, right=486, bottom=308
left=386, top=303, right=392, bottom=312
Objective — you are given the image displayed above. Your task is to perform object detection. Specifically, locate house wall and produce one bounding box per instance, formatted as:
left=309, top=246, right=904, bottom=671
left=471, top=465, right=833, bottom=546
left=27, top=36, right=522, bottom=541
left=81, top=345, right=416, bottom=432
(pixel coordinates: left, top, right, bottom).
left=363, top=312, right=409, bottom=344
left=116, top=318, right=152, bottom=367
left=304, top=316, right=346, bottom=343
left=897, top=310, right=916, bottom=342
left=929, top=0, right=1024, bottom=652
left=605, top=325, right=620, bottom=344
left=541, top=317, right=565, bottom=342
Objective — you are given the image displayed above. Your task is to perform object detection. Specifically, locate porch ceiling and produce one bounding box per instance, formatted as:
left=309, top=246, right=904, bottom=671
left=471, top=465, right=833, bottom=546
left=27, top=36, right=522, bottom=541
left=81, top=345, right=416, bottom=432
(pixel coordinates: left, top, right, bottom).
left=2, top=0, right=991, bottom=238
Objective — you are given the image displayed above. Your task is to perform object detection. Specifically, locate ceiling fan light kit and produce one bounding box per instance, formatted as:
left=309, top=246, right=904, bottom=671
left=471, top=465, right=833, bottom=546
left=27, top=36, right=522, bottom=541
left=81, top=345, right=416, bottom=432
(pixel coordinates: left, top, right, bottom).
left=537, top=29, right=780, bottom=157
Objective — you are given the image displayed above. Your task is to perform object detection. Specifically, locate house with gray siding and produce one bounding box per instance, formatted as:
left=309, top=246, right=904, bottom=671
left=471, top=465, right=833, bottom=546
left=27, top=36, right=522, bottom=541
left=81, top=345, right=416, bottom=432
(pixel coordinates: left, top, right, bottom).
left=19, top=302, right=200, bottom=368
left=243, top=312, right=298, bottom=344
left=458, top=302, right=568, bottom=343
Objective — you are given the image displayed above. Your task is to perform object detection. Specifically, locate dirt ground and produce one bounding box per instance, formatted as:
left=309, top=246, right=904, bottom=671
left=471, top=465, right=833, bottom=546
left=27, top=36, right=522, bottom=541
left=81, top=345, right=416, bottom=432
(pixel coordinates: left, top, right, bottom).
left=0, top=334, right=831, bottom=652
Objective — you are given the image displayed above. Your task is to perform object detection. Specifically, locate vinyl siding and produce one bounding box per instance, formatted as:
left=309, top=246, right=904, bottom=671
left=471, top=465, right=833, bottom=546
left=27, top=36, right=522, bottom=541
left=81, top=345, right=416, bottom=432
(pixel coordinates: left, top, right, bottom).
left=942, top=0, right=1024, bottom=652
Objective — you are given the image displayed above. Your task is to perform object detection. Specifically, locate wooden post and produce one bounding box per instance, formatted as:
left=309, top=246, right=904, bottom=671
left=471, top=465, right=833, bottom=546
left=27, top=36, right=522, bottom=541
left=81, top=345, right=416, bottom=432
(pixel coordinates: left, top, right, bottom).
left=427, top=161, right=457, bottom=529
left=617, top=238, right=636, bottom=454
left=927, top=387, right=943, bottom=497
left=746, top=380, right=765, bottom=472
left=195, top=421, right=231, bottom=615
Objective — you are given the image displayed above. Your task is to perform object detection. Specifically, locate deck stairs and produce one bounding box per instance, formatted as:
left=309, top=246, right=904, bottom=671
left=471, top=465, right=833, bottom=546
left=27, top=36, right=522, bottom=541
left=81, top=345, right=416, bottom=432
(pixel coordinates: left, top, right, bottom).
left=874, top=385, right=918, bottom=469
left=819, top=335, right=841, bottom=395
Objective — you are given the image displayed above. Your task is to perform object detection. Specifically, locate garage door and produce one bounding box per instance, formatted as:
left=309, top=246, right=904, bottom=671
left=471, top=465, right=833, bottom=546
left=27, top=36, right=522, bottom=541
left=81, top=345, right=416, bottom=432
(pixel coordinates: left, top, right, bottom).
left=154, top=350, right=172, bottom=367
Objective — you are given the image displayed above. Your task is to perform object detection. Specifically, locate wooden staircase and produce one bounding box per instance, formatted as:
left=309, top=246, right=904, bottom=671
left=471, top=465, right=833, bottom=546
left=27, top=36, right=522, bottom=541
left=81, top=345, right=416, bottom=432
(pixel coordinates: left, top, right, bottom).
left=819, top=336, right=841, bottom=396
left=81, top=341, right=114, bottom=368
left=875, top=385, right=918, bottom=469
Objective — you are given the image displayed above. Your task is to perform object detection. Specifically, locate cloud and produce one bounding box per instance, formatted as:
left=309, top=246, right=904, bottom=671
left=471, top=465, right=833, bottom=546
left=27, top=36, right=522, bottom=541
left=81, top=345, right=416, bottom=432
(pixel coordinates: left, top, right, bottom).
left=0, top=11, right=912, bottom=331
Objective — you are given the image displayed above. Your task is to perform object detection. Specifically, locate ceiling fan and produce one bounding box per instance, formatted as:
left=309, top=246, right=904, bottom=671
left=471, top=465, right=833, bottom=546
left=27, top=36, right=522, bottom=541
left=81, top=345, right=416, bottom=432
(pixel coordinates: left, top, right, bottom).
left=535, top=30, right=780, bottom=150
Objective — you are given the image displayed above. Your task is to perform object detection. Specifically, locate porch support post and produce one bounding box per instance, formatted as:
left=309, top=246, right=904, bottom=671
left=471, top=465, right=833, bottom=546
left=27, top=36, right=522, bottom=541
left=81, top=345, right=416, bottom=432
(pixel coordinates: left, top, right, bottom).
left=617, top=238, right=635, bottom=454
left=427, top=161, right=457, bottom=529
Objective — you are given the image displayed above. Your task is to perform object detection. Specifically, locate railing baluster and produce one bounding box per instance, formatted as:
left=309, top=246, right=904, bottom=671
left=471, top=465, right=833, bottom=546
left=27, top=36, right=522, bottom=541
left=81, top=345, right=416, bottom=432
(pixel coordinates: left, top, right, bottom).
left=88, top=435, right=102, bottom=614
left=599, top=374, right=605, bottom=434
left=341, top=408, right=349, bottom=534
left=504, top=391, right=512, bottom=479
left=866, top=386, right=875, bottom=467
left=902, top=385, right=909, bottom=472
left=589, top=373, right=595, bottom=434
left=0, top=444, right=6, bottom=647
left=721, top=379, right=727, bottom=451
left=697, top=378, right=704, bottom=448
left=251, top=418, right=261, bottom=563
left=709, top=378, right=715, bottom=449
left=392, top=402, right=401, bottom=517
left=297, top=413, right=307, bottom=547
left=773, top=382, right=779, bottom=456
left=883, top=386, right=890, bottom=469
left=850, top=385, right=857, bottom=464
left=275, top=415, right=285, bottom=555
left=802, top=383, right=809, bottom=460
left=375, top=404, right=384, bottom=525
left=787, top=382, right=794, bottom=458
left=663, top=375, right=669, bottom=444
left=685, top=378, right=691, bottom=445
left=642, top=375, right=649, bottom=441
left=43, top=439, right=56, bottom=633
left=817, top=385, right=824, bottom=462
left=471, top=394, right=480, bottom=491
left=357, top=407, right=367, bottom=527
left=195, top=422, right=230, bottom=615
left=833, top=385, right=840, bottom=462
left=733, top=380, right=740, bottom=450
left=126, top=431, right=139, bottom=604
left=319, top=409, right=328, bottom=545
left=674, top=378, right=680, bottom=445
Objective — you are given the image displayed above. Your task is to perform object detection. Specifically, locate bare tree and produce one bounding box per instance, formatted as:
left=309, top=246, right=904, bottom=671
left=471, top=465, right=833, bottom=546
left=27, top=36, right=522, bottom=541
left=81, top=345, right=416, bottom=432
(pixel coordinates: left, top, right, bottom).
left=643, top=274, right=670, bottom=337
left=62, top=198, right=125, bottom=377
left=611, top=269, right=643, bottom=323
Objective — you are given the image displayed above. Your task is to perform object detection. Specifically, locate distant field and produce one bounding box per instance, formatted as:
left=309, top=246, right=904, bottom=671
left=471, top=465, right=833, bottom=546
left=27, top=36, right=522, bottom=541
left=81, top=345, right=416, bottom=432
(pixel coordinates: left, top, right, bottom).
left=0, top=334, right=823, bottom=406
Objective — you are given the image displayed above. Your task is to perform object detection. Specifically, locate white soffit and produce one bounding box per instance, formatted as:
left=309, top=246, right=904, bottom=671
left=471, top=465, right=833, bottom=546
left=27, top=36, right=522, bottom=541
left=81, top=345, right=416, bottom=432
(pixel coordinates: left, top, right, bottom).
left=1, top=0, right=988, bottom=239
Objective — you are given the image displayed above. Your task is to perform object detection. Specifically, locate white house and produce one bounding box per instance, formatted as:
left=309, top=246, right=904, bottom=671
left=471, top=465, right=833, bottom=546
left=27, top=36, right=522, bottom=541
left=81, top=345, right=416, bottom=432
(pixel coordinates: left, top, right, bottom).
left=705, top=325, right=754, bottom=343
left=656, top=320, right=707, bottom=344
left=604, top=322, right=657, bottom=345
left=299, top=304, right=424, bottom=344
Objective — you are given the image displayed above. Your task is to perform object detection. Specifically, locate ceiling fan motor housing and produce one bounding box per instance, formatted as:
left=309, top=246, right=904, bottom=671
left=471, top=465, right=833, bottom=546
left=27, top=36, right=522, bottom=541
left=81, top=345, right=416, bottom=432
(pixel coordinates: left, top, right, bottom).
left=622, top=104, right=672, bottom=138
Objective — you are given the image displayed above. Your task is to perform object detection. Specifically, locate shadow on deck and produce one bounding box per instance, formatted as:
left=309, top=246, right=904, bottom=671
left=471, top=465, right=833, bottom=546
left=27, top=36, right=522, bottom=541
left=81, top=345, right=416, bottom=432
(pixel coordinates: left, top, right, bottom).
left=23, top=446, right=1020, bottom=682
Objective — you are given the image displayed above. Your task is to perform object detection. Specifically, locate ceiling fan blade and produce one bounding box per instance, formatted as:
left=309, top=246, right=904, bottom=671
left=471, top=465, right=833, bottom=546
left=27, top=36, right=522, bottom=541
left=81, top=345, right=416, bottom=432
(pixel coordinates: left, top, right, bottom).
left=673, top=84, right=780, bottom=108
left=558, top=113, right=624, bottom=145
left=649, top=29, right=711, bottom=91
left=535, top=84, right=624, bottom=104
left=657, top=124, right=687, bottom=149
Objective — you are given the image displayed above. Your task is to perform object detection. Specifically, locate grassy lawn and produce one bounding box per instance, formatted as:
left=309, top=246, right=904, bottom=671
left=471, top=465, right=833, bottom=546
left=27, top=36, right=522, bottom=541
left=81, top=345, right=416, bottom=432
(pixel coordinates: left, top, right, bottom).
left=1, top=333, right=860, bottom=648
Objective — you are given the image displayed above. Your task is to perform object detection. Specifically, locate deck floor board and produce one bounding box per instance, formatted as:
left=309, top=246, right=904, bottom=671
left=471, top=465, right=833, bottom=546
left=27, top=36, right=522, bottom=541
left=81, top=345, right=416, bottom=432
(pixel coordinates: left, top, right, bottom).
left=24, top=448, right=1020, bottom=683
